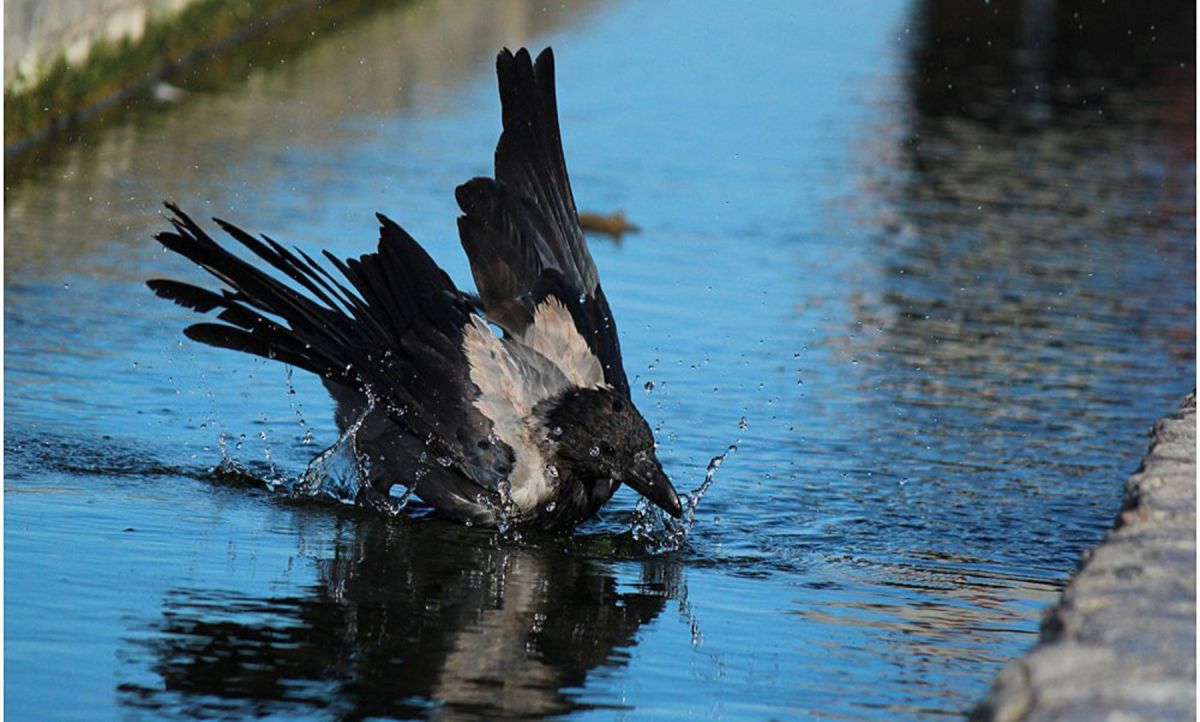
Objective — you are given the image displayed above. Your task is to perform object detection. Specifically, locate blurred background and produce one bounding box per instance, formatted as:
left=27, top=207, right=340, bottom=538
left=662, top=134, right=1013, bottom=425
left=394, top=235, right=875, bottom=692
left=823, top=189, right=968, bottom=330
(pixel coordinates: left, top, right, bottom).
left=4, top=1, right=1195, bottom=720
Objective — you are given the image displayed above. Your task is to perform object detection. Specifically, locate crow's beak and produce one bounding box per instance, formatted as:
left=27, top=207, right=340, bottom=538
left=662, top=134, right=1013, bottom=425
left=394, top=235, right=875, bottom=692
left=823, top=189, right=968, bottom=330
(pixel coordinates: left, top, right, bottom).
left=624, top=452, right=683, bottom=518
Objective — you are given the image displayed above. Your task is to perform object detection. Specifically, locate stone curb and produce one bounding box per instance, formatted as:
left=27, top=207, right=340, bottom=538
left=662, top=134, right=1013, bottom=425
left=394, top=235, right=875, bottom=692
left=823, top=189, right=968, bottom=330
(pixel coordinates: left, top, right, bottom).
left=971, top=391, right=1196, bottom=722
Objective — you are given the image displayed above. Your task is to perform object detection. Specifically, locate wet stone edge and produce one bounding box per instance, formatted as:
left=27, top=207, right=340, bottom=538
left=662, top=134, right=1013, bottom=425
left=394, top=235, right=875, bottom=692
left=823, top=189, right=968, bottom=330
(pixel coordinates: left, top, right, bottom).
left=971, top=391, right=1197, bottom=722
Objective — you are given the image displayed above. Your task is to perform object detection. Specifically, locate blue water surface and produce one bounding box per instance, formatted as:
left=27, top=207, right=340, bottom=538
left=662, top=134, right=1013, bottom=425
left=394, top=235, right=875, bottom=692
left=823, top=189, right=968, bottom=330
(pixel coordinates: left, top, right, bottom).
left=5, top=1, right=1194, bottom=720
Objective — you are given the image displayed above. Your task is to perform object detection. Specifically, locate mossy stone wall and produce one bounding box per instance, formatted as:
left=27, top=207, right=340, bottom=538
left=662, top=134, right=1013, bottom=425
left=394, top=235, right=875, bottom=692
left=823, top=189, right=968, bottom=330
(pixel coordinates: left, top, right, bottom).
left=3, top=0, right=395, bottom=154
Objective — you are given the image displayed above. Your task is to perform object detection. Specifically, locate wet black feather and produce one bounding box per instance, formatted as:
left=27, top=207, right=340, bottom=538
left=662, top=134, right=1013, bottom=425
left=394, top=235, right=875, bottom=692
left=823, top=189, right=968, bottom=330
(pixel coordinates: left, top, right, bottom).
left=455, top=47, right=629, bottom=396
left=148, top=203, right=506, bottom=480
left=147, top=279, right=227, bottom=313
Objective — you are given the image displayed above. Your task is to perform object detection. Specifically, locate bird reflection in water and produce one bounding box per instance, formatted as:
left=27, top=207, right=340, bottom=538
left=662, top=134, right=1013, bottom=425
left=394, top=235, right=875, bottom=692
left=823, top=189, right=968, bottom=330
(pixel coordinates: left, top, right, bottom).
left=118, top=517, right=684, bottom=720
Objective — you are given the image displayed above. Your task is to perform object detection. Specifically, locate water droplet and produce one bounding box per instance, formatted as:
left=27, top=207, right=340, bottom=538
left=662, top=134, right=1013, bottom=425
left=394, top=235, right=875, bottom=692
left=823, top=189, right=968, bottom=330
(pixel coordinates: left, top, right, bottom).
left=544, top=501, right=557, bottom=513
left=738, top=416, right=748, bottom=431
left=589, top=445, right=600, bottom=457
left=436, top=456, right=453, bottom=467
left=643, top=381, right=655, bottom=393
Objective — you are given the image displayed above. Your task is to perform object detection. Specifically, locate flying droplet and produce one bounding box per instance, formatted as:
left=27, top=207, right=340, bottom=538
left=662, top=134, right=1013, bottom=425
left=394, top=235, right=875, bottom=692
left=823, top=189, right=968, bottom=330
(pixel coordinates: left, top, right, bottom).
left=643, top=381, right=655, bottom=392
left=589, top=445, right=600, bottom=457
left=738, top=416, right=748, bottom=430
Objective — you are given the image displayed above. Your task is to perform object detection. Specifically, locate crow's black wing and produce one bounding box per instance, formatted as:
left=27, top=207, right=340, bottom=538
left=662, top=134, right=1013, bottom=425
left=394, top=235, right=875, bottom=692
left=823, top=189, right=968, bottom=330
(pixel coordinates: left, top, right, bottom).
left=456, top=47, right=630, bottom=397
left=148, top=204, right=514, bottom=495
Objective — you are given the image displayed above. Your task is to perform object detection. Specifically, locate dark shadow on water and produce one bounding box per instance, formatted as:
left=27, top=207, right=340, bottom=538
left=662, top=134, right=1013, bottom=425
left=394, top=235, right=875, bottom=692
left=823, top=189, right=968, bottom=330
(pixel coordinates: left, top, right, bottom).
left=795, top=0, right=1195, bottom=619
left=909, top=0, right=1194, bottom=128
left=117, top=515, right=682, bottom=720
left=851, top=0, right=1194, bottom=416
left=4, top=425, right=688, bottom=721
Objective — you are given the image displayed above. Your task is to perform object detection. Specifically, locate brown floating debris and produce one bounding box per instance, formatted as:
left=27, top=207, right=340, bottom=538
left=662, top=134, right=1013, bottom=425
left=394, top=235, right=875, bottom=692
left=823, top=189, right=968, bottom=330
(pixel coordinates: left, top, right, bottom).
left=578, top=209, right=640, bottom=239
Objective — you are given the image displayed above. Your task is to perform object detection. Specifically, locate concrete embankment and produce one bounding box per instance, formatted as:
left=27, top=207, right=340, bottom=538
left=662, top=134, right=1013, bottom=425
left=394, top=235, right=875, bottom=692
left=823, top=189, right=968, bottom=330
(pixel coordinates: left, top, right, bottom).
left=972, top=392, right=1197, bottom=721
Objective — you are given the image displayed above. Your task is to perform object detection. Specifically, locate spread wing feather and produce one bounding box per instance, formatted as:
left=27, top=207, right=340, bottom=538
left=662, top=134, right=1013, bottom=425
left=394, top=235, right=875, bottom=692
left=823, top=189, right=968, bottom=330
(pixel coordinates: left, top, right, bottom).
left=457, top=47, right=630, bottom=397
left=148, top=203, right=513, bottom=494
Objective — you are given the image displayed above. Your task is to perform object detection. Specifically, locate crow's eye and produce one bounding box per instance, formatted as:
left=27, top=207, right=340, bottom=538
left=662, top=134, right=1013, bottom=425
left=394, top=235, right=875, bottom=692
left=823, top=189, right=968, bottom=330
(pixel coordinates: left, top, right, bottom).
left=599, top=441, right=615, bottom=455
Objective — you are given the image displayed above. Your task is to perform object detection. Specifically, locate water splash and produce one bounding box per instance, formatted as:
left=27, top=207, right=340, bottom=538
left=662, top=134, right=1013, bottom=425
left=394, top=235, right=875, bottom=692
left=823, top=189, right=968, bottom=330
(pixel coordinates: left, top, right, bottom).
left=284, top=409, right=373, bottom=506
left=686, top=442, right=737, bottom=524
left=476, top=479, right=522, bottom=541
left=629, top=440, right=738, bottom=554
left=207, top=401, right=733, bottom=544
left=284, top=366, right=313, bottom=446
left=212, top=428, right=289, bottom=490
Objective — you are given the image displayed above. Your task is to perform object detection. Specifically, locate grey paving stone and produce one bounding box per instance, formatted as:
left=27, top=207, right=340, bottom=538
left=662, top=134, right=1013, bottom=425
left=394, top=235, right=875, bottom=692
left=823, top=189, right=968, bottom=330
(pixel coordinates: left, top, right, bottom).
left=972, top=392, right=1196, bottom=722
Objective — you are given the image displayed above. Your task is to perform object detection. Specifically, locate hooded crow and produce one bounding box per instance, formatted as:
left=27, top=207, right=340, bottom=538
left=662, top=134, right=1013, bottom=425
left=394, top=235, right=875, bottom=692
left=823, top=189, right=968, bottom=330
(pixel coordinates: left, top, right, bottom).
left=148, top=47, right=683, bottom=531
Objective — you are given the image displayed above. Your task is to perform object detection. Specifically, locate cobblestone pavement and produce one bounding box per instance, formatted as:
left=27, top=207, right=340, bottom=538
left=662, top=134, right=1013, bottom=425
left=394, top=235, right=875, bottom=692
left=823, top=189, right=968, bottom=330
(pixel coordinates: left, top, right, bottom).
left=971, top=392, right=1196, bottom=722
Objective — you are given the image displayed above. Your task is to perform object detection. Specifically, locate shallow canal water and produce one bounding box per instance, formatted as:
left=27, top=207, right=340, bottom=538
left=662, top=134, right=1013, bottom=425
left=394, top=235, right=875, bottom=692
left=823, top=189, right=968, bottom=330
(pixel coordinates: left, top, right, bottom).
left=5, top=1, right=1194, bottom=720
